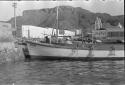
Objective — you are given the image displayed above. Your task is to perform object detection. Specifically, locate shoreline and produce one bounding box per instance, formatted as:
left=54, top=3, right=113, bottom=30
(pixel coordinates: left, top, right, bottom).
left=0, top=42, right=25, bottom=64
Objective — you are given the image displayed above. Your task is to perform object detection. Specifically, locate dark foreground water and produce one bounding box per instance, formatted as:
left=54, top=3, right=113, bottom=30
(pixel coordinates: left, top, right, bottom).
left=0, top=60, right=125, bottom=85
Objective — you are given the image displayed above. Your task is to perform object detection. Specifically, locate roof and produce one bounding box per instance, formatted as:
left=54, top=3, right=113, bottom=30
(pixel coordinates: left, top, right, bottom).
left=102, top=23, right=124, bottom=31
left=105, top=27, right=124, bottom=31
left=90, top=23, right=124, bottom=31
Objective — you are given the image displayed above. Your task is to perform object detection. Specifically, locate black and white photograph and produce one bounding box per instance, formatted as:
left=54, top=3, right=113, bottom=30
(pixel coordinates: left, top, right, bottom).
left=0, top=0, right=124, bottom=85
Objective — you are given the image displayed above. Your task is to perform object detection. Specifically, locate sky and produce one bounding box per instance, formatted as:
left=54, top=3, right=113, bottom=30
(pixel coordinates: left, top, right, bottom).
left=0, top=0, right=124, bottom=21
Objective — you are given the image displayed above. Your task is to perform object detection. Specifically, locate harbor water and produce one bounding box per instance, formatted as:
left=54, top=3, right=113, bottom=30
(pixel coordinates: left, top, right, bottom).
left=0, top=60, right=124, bottom=85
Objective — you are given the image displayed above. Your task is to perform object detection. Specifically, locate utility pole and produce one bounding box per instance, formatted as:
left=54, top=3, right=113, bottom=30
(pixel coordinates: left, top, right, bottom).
left=12, top=2, right=17, bottom=63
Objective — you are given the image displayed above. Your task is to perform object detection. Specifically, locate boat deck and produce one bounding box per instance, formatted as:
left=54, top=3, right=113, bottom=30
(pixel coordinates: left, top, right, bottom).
left=26, top=41, right=124, bottom=50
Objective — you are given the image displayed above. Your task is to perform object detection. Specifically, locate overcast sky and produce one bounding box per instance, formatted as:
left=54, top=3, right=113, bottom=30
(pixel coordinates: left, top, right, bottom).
left=0, top=0, right=124, bottom=21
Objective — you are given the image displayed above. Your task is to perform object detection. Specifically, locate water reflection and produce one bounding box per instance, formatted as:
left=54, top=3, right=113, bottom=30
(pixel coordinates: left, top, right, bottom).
left=0, top=60, right=124, bottom=85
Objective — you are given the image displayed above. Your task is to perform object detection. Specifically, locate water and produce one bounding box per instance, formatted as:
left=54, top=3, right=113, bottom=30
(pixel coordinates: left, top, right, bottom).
left=0, top=60, right=125, bottom=85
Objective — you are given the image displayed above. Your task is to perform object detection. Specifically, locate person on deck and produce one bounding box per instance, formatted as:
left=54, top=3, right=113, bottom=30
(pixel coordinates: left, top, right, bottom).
left=45, top=36, right=50, bottom=43
left=65, top=37, right=72, bottom=44
left=110, top=45, right=115, bottom=55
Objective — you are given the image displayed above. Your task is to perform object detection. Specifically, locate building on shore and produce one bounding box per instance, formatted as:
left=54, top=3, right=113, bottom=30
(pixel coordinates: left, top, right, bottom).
left=92, top=17, right=124, bottom=42
left=92, top=17, right=107, bottom=40
left=22, top=25, right=76, bottom=39
left=106, top=25, right=124, bottom=42
left=92, top=29, right=107, bottom=40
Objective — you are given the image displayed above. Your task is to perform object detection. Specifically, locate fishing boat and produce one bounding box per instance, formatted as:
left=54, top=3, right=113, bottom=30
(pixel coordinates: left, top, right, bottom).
left=24, top=40, right=124, bottom=59
left=22, top=4, right=124, bottom=60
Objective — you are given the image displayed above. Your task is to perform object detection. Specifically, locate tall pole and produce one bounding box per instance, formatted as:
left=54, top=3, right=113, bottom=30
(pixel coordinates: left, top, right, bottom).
left=56, top=1, right=59, bottom=43
left=12, top=2, right=17, bottom=37
left=12, top=2, right=17, bottom=63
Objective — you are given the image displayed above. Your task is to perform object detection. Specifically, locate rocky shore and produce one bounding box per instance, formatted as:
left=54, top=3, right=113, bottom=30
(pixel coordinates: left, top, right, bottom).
left=0, top=42, right=24, bottom=64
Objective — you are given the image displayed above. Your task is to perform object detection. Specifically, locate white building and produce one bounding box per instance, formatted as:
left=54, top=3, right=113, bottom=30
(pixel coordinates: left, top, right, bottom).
left=75, top=29, right=82, bottom=35
left=22, top=25, right=75, bottom=39
left=118, top=22, right=123, bottom=29
left=95, top=17, right=102, bottom=30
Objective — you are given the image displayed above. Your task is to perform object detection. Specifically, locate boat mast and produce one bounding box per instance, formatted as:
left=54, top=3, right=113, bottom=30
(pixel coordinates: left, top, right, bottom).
left=56, top=1, right=59, bottom=43
left=12, top=2, right=17, bottom=38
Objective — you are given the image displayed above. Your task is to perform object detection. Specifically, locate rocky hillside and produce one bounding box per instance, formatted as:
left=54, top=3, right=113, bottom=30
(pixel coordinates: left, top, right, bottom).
left=8, top=6, right=124, bottom=31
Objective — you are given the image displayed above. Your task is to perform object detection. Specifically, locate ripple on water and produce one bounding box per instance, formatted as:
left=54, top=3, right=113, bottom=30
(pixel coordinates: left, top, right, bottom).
left=0, top=60, right=125, bottom=85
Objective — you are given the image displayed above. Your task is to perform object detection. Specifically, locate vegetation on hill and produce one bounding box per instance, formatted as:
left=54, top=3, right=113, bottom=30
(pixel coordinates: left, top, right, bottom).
left=8, top=6, right=124, bottom=32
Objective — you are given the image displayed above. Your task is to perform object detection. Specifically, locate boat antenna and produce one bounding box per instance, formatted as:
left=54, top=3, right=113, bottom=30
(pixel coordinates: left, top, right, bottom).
left=12, top=2, right=17, bottom=38
left=28, top=28, right=30, bottom=39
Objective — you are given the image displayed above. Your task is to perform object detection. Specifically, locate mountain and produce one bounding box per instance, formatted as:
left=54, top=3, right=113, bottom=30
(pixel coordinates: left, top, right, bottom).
left=8, top=6, right=124, bottom=32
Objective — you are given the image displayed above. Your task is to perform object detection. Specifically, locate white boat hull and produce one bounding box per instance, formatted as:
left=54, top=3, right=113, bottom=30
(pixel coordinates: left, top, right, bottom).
left=25, top=42, right=124, bottom=59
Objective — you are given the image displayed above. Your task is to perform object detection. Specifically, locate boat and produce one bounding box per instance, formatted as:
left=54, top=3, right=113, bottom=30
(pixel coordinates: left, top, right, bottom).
left=23, top=40, right=124, bottom=60
left=22, top=4, right=124, bottom=61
